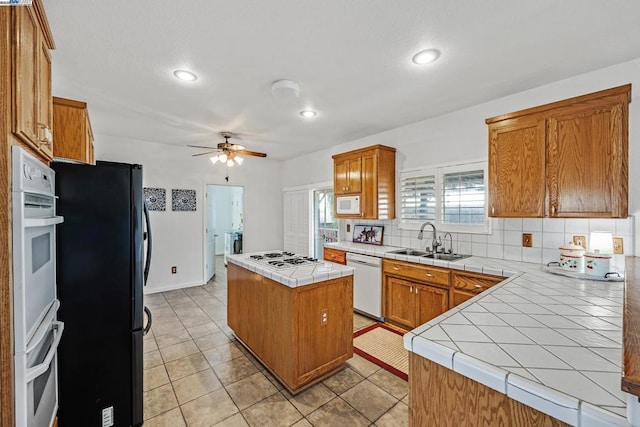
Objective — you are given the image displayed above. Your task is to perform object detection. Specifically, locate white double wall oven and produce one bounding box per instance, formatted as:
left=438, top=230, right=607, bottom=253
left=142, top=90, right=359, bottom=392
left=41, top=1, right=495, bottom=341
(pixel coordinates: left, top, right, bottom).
left=12, top=146, right=64, bottom=427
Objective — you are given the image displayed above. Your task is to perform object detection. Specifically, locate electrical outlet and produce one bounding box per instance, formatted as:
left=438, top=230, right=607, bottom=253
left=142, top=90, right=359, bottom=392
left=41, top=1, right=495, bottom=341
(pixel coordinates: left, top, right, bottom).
left=613, top=237, right=624, bottom=254
left=320, top=309, right=328, bottom=325
left=573, top=235, right=587, bottom=249
left=522, top=233, right=533, bottom=247
left=171, top=266, right=177, bottom=274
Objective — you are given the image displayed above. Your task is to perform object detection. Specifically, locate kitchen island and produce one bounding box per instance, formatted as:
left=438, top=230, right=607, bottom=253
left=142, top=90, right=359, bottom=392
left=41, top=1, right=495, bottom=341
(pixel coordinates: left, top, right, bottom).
left=226, top=251, right=354, bottom=394
left=325, top=241, right=634, bottom=426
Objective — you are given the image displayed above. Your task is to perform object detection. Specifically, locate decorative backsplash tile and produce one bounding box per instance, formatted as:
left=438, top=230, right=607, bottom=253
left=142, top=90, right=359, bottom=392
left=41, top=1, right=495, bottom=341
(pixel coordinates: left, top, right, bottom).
left=340, top=217, right=635, bottom=271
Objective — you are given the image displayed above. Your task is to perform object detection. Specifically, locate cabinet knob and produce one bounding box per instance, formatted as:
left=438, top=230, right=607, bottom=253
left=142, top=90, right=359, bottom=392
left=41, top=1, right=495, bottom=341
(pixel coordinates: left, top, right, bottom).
left=38, top=124, right=52, bottom=145
left=415, top=287, right=419, bottom=294
left=474, top=284, right=483, bottom=289
left=409, top=286, right=413, bottom=293
left=393, top=267, right=400, bottom=271
left=425, top=273, right=433, bottom=278
left=331, top=254, right=335, bottom=258
left=551, top=205, right=556, bottom=216
left=346, top=186, right=349, bottom=191
left=491, top=206, right=495, bottom=216
left=361, top=212, right=365, bottom=217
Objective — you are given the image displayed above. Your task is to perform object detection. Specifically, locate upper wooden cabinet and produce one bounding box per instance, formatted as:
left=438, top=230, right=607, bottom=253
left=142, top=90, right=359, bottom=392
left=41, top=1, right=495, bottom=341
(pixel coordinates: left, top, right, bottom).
left=53, top=97, right=95, bottom=164
left=486, top=84, right=630, bottom=218
left=332, top=145, right=396, bottom=219
left=12, top=1, right=55, bottom=161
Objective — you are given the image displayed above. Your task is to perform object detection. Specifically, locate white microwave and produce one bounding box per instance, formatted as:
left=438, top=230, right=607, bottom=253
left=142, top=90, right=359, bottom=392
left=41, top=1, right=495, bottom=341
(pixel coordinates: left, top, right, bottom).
left=336, top=195, right=360, bottom=215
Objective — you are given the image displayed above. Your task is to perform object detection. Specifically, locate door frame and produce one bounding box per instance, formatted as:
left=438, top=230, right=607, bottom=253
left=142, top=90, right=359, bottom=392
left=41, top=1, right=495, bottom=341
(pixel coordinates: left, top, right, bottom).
left=201, top=182, right=245, bottom=283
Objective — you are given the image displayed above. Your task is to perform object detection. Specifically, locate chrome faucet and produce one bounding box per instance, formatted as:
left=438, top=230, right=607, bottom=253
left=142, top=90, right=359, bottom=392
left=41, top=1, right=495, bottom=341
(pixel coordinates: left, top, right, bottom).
left=417, top=222, right=441, bottom=253
left=443, top=232, right=453, bottom=254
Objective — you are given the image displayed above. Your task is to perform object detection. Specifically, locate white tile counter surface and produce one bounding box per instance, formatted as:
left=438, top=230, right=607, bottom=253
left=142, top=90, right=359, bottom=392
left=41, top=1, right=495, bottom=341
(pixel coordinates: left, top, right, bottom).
left=325, top=241, right=631, bottom=426
left=227, top=251, right=354, bottom=288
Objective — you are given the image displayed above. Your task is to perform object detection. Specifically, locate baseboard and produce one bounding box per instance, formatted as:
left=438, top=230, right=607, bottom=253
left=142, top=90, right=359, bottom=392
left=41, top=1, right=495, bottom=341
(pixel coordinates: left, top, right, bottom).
left=144, top=281, right=204, bottom=295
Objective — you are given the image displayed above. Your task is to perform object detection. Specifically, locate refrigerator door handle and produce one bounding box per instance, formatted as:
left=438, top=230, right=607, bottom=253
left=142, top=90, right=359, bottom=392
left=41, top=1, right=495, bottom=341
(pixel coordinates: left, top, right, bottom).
left=143, top=306, right=152, bottom=336
left=143, top=201, right=152, bottom=286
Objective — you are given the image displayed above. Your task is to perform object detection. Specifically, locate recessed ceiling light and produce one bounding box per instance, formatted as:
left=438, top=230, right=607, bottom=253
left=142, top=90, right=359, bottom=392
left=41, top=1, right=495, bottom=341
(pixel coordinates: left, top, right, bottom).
left=300, top=110, right=317, bottom=118
left=412, top=49, right=441, bottom=65
left=173, top=70, right=198, bottom=81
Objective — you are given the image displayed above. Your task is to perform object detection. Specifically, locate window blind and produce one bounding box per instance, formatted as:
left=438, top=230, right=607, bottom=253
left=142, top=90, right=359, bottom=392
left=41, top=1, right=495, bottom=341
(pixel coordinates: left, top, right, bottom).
left=400, top=174, right=436, bottom=222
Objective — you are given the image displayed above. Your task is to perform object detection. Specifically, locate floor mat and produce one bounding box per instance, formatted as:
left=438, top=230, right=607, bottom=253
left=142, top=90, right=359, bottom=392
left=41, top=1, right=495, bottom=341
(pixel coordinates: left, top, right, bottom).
left=353, top=323, right=408, bottom=381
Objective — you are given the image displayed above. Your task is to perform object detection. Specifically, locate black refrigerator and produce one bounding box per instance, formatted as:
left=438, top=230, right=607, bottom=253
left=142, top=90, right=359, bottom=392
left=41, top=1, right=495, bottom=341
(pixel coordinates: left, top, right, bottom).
left=53, top=160, right=152, bottom=427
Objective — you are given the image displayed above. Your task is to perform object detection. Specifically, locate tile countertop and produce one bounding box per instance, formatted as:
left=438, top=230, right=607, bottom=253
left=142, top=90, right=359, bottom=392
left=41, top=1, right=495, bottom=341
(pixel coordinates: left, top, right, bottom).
left=227, top=251, right=354, bottom=288
left=325, top=241, right=631, bottom=426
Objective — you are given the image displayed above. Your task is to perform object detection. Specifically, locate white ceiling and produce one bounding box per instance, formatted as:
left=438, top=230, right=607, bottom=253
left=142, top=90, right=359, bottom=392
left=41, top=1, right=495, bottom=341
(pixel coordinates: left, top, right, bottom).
left=43, top=0, right=640, bottom=160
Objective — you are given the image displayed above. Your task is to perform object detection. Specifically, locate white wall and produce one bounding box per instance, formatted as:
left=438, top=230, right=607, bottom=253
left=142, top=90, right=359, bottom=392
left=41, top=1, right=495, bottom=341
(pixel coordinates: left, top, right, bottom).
left=95, top=136, right=283, bottom=293
left=283, top=57, right=640, bottom=256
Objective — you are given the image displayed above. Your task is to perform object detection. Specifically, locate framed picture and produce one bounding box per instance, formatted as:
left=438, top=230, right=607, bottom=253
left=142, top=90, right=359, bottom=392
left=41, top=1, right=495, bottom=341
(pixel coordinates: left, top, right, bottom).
left=352, top=225, right=384, bottom=245
left=172, top=189, right=197, bottom=211
left=143, top=187, right=166, bottom=211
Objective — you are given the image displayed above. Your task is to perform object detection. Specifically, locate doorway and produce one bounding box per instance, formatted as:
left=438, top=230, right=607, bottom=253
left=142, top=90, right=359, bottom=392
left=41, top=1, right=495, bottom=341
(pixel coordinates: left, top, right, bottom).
left=312, top=189, right=338, bottom=259
left=204, top=185, right=244, bottom=282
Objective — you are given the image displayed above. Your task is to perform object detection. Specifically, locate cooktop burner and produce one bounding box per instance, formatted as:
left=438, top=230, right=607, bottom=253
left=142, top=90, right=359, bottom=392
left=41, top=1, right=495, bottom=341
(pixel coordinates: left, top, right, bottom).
left=247, top=252, right=322, bottom=270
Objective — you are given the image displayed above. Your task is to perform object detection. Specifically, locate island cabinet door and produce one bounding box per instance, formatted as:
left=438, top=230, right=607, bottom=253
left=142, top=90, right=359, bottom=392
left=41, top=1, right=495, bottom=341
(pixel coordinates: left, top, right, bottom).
left=416, top=284, right=449, bottom=325
left=384, top=276, right=416, bottom=329
left=295, top=277, right=353, bottom=385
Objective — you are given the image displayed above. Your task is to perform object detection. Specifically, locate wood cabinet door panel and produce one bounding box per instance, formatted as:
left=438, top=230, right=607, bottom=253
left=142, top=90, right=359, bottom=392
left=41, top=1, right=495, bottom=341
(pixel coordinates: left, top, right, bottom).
left=347, top=158, right=362, bottom=193
left=548, top=103, right=627, bottom=217
left=37, top=38, right=52, bottom=158
left=416, top=285, right=449, bottom=325
left=384, top=276, right=416, bottom=329
left=13, top=7, right=40, bottom=149
left=334, top=160, right=348, bottom=194
left=489, top=118, right=546, bottom=217
left=452, top=289, right=475, bottom=308
left=360, top=153, right=376, bottom=218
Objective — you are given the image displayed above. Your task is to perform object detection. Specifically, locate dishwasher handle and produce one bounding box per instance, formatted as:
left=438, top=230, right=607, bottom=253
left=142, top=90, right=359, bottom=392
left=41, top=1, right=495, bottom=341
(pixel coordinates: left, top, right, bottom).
left=346, top=253, right=381, bottom=267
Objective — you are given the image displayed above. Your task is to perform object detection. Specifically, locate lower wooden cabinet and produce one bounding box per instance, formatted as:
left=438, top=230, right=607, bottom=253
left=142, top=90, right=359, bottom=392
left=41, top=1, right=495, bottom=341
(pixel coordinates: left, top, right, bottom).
left=227, top=262, right=353, bottom=393
left=383, top=258, right=505, bottom=329
left=323, top=247, right=347, bottom=265
left=383, top=259, right=450, bottom=329
left=451, top=270, right=503, bottom=306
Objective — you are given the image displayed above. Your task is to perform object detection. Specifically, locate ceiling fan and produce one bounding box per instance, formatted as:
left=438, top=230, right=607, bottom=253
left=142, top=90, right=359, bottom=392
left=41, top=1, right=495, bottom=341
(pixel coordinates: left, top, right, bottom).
left=188, top=132, right=267, bottom=166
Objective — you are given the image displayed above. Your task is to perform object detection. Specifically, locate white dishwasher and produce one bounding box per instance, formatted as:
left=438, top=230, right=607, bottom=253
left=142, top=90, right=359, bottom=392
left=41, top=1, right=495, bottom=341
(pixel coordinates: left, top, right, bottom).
left=346, top=252, right=383, bottom=320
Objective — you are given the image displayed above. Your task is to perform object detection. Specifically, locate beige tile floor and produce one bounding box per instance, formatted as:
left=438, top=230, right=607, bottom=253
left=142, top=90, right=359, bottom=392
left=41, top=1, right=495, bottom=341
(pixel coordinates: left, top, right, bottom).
left=143, top=256, right=409, bottom=426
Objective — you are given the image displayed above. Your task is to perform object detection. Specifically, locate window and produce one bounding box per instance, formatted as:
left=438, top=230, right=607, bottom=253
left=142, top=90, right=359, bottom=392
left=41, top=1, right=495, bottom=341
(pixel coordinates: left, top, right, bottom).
left=400, top=162, right=489, bottom=233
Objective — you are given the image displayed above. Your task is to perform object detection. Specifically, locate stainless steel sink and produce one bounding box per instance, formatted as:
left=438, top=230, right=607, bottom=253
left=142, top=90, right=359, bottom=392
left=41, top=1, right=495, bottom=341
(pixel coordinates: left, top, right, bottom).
left=422, top=253, right=471, bottom=261
left=387, top=249, right=430, bottom=256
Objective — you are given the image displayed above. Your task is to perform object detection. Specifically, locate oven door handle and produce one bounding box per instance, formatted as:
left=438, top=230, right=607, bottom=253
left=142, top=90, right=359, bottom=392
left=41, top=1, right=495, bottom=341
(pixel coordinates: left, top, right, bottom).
left=23, top=216, right=64, bottom=228
left=26, top=300, right=60, bottom=354
left=25, top=321, right=64, bottom=382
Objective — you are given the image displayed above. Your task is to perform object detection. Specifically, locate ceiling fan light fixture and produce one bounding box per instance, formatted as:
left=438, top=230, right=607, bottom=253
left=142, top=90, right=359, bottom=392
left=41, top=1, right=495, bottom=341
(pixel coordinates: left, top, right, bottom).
left=210, top=155, right=219, bottom=165
left=227, top=159, right=235, bottom=167
left=173, top=69, right=198, bottom=81
left=300, top=110, right=317, bottom=118
left=219, top=153, right=228, bottom=163
left=235, top=156, right=244, bottom=165
left=412, top=48, right=441, bottom=65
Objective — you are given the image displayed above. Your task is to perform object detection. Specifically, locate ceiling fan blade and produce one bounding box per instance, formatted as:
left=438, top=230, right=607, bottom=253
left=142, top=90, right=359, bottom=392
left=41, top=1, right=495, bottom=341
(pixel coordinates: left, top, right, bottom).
left=192, top=150, right=220, bottom=157
left=237, top=150, right=267, bottom=158
left=188, top=145, right=218, bottom=149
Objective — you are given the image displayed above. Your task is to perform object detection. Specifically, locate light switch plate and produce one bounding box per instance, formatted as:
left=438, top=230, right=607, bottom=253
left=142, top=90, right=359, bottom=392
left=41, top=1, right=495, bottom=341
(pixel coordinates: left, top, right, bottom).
left=613, top=237, right=624, bottom=254
left=572, top=235, right=587, bottom=249
left=522, top=233, right=533, bottom=247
